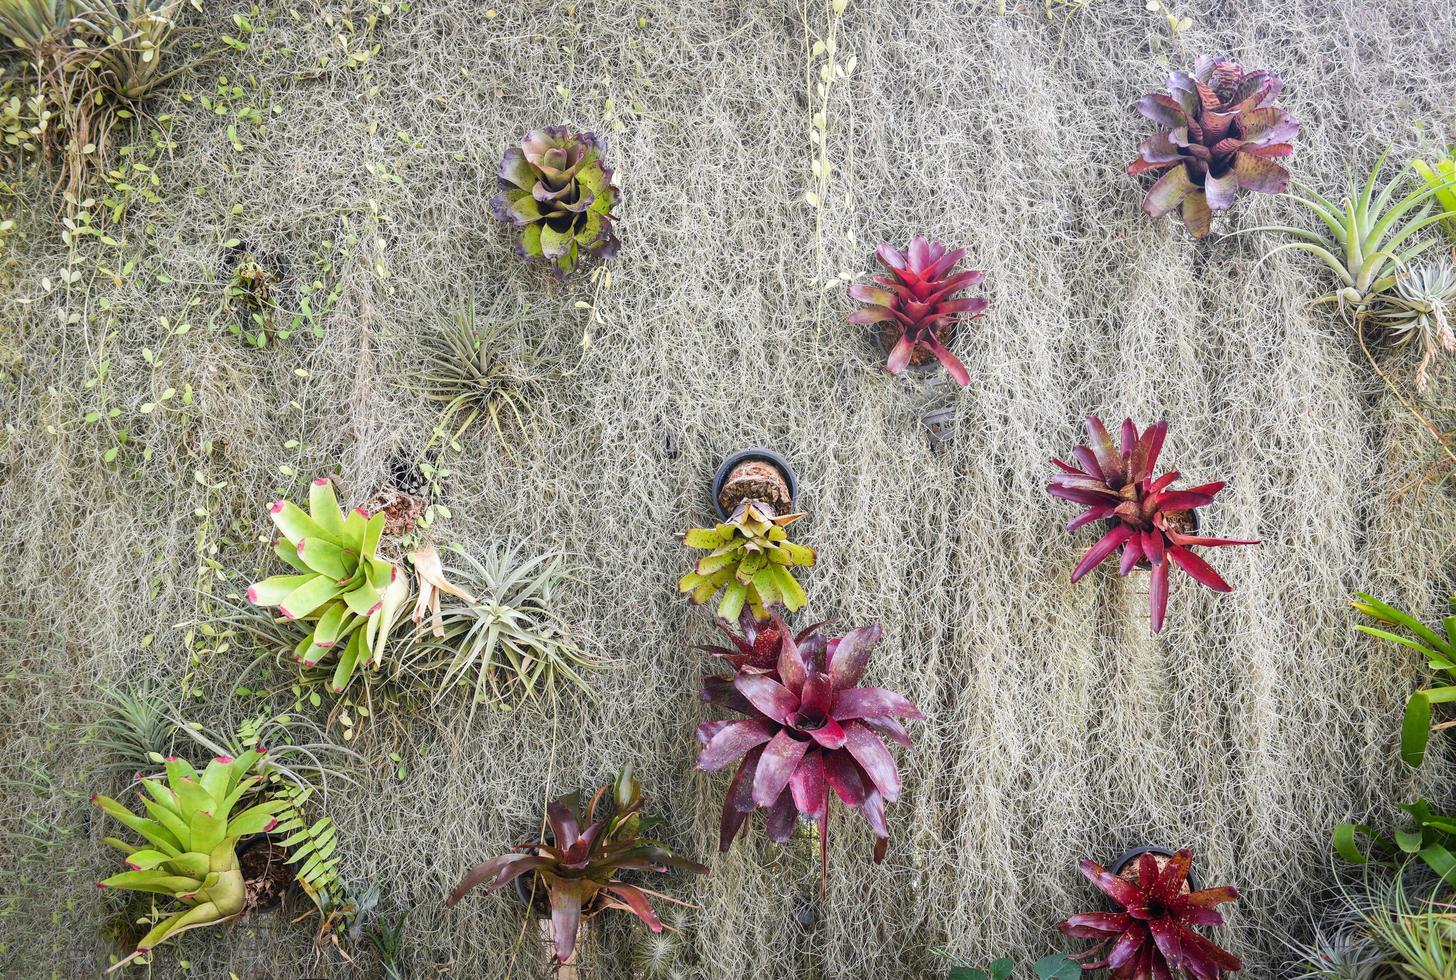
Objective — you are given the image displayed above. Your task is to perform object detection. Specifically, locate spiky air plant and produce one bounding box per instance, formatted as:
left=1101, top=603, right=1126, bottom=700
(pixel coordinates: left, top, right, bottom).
left=679, top=501, right=815, bottom=621
left=1368, top=260, right=1456, bottom=391
left=405, top=545, right=601, bottom=715
left=92, top=750, right=291, bottom=971
left=86, top=684, right=176, bottom=780
left=492, top=127, right=620, bottom=276
left=1350, top=591, right=1456, bottom=769
left=847, top=236, right=986, bottom=385
left=446, top=771, right=707, bottom=965
left=408, top=299, right=540, bottom=448
left=246, top=478, right=411, bottom=694
left=1128, top=54, right=1298, bottom=238
left=695, top=612, right=921, bottom=890
left=1060, top=849, right=1243, bottom=980
left=1047, top=416, right=1258, bottom=633
left=1248, top=156, right=1456, bottom=313
left=1413, top=152, right=1456, bottom=241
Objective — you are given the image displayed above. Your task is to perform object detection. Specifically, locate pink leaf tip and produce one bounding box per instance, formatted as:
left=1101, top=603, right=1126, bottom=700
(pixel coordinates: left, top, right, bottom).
left=367, top=601, right=383, bottom=616
left=269, top=500, right=285, bottom=514
left=245, top=586, right=259, bottom=604
left=215, top=755, right=233, bottom=764
left=353, top=506, right=369, bottom=517
left=312, top=477, right=329, bottom=486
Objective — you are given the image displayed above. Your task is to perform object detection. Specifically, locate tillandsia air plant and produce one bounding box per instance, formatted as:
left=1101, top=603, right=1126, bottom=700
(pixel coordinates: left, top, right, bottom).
left=404, top=544, right=601, bottom=716
left=695, top=610, right=922, bottom=890
left=408, top=298, right=541, bottom=449
left=847, top=236, right=987, bottom=385
left=1047, top=416, right=1258, bottom=633
left=1368, top=260, right=1456, bottom=392
left=446, top=770, right=708, bottom=965
left=246, top=478, right=411, bottom=694
left=1060, top=849, right=1243, bottom=980
left=1351, top=591, right=1456, bottom=769
left=1128, top=54, right=1298, bottom=238
left=92, top=749, right=291, bottom=970
left=1247, top=155, right=1456, bottom=314
left=492, top=127, right=620, bottom=276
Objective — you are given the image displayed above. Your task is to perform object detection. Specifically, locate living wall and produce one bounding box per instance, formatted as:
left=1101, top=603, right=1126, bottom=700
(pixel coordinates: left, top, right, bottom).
left=2, top=0, right=1455, bottom=977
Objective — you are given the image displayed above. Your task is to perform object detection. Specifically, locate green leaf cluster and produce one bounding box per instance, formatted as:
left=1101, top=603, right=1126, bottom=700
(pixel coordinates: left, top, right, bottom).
left=246, top=479, right=410, bottom=694
left=1351, top=591, right=1456, bottom=769
left=678, top=502, right=815, bottom=621
left=947, top=954, right=1080, bottom=980
left=1335, top=798, right=1456, bottom=886
left=93, top=750, right=291, bottom=968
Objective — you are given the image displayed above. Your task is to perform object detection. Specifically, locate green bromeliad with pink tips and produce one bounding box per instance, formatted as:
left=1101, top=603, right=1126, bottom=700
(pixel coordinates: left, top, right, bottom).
left=93, top=750, right=290, bottom=971
left=247, top=478, right=410, bottom=692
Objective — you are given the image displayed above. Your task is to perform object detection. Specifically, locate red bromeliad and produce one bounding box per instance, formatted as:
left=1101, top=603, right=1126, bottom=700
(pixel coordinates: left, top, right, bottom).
left=695, top=610, right=921, bottom=890
left=1060, top=849, right=1243, bottom=980
left=1047, top=416, right=1257, bottom=633
left=847, top=236, right=987, bottom=386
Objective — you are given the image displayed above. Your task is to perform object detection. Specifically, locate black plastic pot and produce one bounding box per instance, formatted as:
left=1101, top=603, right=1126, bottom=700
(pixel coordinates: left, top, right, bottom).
left=711, top=448, right=798, bottom=520
left=1109, top=845, right=1200, bottom=892
left=237, top=836, right=297, bottom=914
left=874, top=322, right=949, bottom=376
left=510, top=868, right=552, bottom=917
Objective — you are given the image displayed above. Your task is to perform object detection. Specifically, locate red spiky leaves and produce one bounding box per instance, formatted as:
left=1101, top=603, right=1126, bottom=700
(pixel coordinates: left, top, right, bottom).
left=1128, top=55, right=1299, bottom=237
left=848, top=235, right=987, bottom=386
left=696, top=612, right=920, bottom=890
left=1060, top=850, right=1243, bottom=980
left=1047, top=416, right=1258, bottom=633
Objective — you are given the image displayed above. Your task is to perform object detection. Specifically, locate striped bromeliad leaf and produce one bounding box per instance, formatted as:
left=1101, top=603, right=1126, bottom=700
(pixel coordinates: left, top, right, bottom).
left=93, top=750, right=291, bottom=971
left=247, top=478, right=411, bottom=693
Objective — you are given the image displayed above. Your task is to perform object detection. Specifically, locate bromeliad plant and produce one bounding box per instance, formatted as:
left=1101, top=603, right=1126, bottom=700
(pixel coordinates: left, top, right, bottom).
left=695, top=611, right=922, bottom=889
left=1060, top=849, right=1243, bottom=980
left=445, top=770, right=708, bottom=965
left=92, top=749, right=291, bottom=970
left=1128, top=55, right=1299, bottom=238
left=679, top=502, right=815, bottom=622
left=847, top=236, right=987, bottom=385
left=1047, top=416, right=1258, bottom=633
left=247, top=478, right=411, bottom=694
left=1350, top=591, right=1456, bottom=769
left=492, top=127, right=620, bottom=276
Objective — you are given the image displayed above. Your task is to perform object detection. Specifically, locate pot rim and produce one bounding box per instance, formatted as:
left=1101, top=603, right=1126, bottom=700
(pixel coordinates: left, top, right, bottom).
left=711, top=448, right=798, bottom=520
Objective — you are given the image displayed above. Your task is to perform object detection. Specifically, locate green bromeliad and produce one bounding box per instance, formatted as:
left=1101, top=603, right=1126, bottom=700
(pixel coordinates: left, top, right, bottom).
left=93, top=750, right=290, bottom=970
left=678, top=502, right=815, bottom=621
left=247, top=479, right=410, bottom=693
left=491, top=127, right=621, bottom=276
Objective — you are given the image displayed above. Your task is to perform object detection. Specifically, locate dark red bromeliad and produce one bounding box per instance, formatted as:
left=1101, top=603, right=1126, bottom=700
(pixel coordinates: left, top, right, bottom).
left=1060, top=849, right=1243, bottom=980
left=1047, top=416, right=1258, bottom=633
left=694, top=610, right=921, bottom=891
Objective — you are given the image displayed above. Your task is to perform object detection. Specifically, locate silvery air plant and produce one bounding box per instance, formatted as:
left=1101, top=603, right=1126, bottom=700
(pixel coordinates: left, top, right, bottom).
left=247, top=479, right=410, bottom=693
left=847, top=235, right=987, bottom=385
left=1128, top=55, right=1299, bottom=238
left=1047, top=417, right=1258, bottom=633
left=92, top=750, right=290, bottom=970
left=695, top=610, right=922, bottom=891
left=492, top=127, right=620, bottom=276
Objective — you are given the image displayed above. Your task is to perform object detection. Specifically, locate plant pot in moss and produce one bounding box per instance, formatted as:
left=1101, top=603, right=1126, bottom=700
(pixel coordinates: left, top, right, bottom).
left=1109, top=845, right=1200, bottom=892
left=921, top=404, right=956, bottom=452
left=712, top=447, right=798, bottom=520
left=237, top=836, right=297, bottom=915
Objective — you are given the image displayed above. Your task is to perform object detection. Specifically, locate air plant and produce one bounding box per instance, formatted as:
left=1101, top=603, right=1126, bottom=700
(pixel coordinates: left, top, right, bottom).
left=695, top=610, right=921, bottom=889
left=408, top=299, right=540, bottom=448
left=85, top=684, right=175, bottom=779
left=0, top=0, right=67, bottom=50
left=92, top=749, right=291, bottom=970
left=847, top=235, right=986, bottom=385
left=492, top=127, right=620, bottom=276
left=1128, top=54, right=1297, bottom=238
left=1367, top=260, right=1456, bottom=391
left=1248, top=155, right=1456, bottom=313
left=405, top=544, right=600, bottom=714
left=679, top=500, right=815, bottom=622
left=1351, top=591, right=1456, bottom=769
left=1059, top=849, right=1243, bottom=980
left=446, top=770, right=708, bottom=965
left=246, top=478, right=411, bottom=693
left=1413, top=152, right=1456, bottom=241
left=1047, top=416, right=1258, bottom=633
